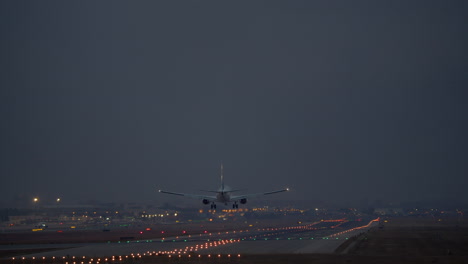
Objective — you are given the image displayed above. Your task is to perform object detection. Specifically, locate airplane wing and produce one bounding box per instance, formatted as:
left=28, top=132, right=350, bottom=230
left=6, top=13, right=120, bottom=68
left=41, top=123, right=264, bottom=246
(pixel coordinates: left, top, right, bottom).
left=158, top=190, right=217, bottom=201
left=231, top=188, right=290, bottom=200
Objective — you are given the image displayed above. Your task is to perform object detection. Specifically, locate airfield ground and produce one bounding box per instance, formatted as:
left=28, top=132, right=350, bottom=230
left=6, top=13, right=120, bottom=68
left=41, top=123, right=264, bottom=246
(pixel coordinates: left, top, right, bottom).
left=0, top=221, right=254, bottom=245
left=1, top=217, right=468, bottom=263
left=342, top=216, right=468, bottom=263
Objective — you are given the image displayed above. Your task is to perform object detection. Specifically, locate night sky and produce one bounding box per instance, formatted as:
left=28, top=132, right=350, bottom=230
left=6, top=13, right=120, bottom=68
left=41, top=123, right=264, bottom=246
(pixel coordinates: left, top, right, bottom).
left=1, top=1, right=467, bottom=207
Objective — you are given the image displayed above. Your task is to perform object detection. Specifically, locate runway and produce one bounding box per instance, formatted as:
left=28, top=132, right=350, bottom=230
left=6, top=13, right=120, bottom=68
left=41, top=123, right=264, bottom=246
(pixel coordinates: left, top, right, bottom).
left=9, top=218, right=379, bottom=259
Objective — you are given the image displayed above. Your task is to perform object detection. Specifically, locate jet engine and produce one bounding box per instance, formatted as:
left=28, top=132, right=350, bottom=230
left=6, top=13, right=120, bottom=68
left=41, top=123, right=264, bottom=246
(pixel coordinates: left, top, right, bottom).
left=202, top=199, right=210, bottom=205
left=240, top=198, right=247, bottom=204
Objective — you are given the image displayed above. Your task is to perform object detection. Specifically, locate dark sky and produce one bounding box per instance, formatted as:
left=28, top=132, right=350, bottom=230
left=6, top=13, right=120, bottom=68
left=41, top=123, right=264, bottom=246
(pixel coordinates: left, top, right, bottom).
left=1, top=1, right=467, bottom=207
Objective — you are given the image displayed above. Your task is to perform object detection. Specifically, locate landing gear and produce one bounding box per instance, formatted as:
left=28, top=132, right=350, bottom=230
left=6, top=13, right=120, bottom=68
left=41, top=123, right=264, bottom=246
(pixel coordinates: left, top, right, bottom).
left=210, top=203, right=217, bottom=210
left=232, top=203, right=239, bottom=209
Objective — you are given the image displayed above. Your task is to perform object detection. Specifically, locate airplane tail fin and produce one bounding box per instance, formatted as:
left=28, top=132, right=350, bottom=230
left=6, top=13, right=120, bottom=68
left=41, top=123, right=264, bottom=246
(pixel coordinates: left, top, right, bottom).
left=220, top=163, right=224, bottom=192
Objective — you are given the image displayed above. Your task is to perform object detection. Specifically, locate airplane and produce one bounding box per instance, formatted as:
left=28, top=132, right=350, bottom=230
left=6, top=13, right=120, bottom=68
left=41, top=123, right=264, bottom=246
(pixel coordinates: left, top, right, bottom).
left=158, top=164, right=289, bottom=209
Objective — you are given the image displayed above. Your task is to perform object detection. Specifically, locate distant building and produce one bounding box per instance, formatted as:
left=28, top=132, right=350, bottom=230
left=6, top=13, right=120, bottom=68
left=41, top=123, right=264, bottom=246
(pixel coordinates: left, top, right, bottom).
left=374, top=208, right=405, bottom=216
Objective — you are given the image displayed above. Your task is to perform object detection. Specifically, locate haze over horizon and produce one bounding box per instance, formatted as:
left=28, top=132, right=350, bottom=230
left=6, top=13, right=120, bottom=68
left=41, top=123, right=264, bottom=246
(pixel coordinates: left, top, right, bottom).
left=1, top=1, right=467, bottom=208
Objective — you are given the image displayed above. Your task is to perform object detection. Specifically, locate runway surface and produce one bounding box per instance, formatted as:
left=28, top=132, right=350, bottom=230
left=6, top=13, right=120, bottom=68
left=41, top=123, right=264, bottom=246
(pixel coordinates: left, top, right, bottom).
left=9, top=218, right=379, bottom=259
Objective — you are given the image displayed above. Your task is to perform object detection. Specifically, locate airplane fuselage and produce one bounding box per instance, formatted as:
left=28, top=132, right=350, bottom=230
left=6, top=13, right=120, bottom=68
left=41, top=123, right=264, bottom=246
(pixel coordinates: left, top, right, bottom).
left=216, top=192, right=231, bottom=204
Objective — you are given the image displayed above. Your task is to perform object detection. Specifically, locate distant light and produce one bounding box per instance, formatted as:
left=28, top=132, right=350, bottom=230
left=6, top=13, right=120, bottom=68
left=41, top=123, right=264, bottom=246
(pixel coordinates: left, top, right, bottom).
left=33, top=197, right=39, bottom=202
left=57, top=198, right=61, bottom=202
